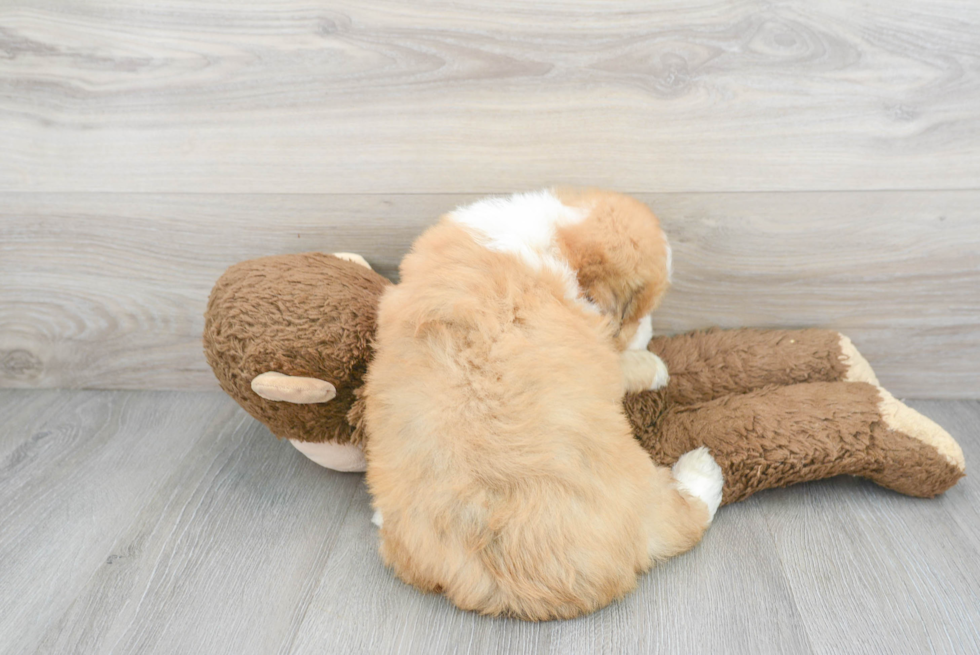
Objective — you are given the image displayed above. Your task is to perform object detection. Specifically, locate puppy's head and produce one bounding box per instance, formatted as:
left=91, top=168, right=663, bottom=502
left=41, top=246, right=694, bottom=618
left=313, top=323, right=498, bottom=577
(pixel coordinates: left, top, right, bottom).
left=555, top=190, right=671, bottom=350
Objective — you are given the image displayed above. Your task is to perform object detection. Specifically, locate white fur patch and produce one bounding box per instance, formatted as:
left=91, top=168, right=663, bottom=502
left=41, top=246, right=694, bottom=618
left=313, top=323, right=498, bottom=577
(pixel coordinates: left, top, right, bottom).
left=627, top=314, right=654, bottom=351
left=372, top=510, right=383, bottom=528
left=672, top=447, right=724, bottom=522
left=450, top=190, right=586, bottom=264
left=620, top=350, right=669, bottom=392
left=647, top=353, right=669, bottom=390
left=450, top=190, right=598, bottom=312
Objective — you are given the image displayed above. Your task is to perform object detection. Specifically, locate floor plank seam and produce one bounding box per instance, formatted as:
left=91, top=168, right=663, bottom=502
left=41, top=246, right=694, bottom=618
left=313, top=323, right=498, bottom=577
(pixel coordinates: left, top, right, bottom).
left=277, top=475, right=363, bottom=655
left=103, top=410, right=251, bottom=655
left=3, top=188, right=980, bottom=198
left=52, top=401, right=228, bottom=650
left=755, top=504, right=819, bottom=655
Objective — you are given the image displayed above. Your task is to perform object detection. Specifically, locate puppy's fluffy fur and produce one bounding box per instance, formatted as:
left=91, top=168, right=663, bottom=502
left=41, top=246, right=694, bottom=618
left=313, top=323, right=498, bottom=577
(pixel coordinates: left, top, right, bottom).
left=363, top=189, right=722, bottom=620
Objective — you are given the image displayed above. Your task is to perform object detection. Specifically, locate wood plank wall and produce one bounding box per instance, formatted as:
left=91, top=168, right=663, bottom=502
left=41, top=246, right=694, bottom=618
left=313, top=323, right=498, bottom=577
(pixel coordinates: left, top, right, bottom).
left=2, top=1, right=979, bottom=396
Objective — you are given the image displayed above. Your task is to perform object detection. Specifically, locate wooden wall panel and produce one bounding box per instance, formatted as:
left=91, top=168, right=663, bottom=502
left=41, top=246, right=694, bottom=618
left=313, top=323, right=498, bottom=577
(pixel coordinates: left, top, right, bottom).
left=1, top=1, right=979, bottom=193
left=2, top=191, right=977, bottom=396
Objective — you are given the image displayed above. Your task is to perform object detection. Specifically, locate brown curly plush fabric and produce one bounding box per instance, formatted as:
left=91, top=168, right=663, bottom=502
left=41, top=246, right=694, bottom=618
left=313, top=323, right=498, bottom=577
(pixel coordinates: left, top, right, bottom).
left=648, top=328, right=849, bottom=405
left=627, top=379, right=964, bottom=505
left=204, top=253, right=965, bottom=504
left=204, top=252, right=389, bottom=445
left=624, top=328, right=965, bottom=504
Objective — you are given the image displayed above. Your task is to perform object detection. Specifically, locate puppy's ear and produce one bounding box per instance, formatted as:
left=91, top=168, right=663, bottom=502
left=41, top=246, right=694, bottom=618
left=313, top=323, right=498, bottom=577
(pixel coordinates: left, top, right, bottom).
left=616, top=286, right=639, bottom=325
left=561, top=231, right=619, bottom=317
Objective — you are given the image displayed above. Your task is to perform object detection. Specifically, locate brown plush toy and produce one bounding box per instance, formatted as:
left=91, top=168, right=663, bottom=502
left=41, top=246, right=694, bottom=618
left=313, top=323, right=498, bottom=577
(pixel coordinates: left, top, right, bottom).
left=204, top=252, right=965, bottom=506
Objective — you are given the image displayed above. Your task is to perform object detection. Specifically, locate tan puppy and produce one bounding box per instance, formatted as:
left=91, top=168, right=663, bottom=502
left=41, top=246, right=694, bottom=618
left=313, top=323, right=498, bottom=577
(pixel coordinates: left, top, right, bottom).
left=363, top=189, right=723, bottom=620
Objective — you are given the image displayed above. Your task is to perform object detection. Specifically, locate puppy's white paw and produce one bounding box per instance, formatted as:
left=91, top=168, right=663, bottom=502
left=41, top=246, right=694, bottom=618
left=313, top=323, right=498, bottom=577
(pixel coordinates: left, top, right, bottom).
left=672, top=447, right=724, bottom=522
left=620, top=350, right=670, bottom=392
left=372, top=510, right=383, bottom=528
left=648, top=354, right=669, bottom=390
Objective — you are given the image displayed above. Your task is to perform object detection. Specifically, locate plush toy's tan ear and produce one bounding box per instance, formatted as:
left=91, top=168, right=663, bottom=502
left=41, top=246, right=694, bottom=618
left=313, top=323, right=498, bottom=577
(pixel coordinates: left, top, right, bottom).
left=251, top=372, right=336, bottom=404
left=332, top=252, right=372, bottom=270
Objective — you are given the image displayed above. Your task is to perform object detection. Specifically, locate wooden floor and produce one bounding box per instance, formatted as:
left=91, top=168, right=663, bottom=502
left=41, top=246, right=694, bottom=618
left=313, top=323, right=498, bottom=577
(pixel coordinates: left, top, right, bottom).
left=1, top=389, right=977, bottom=655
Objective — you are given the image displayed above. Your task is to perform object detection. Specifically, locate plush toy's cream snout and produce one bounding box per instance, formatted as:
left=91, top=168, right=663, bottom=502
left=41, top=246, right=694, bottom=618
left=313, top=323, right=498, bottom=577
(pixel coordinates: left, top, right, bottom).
left=249, top=370, right=367, bottom=472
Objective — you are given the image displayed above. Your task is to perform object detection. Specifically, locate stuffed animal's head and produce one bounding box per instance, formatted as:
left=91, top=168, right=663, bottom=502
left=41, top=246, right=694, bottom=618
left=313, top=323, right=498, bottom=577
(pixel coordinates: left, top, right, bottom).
left=204, top=252, right=390, bottom=445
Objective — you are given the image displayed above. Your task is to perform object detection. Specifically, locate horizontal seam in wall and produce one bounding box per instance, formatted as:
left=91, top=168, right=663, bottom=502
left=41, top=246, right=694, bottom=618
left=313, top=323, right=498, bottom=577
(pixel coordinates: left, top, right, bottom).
left=1, top=188, right=979, bottom=197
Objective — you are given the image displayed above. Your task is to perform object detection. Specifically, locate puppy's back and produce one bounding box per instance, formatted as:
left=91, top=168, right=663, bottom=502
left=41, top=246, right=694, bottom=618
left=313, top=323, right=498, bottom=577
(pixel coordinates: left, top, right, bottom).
left=364, top=218, right=663, bottom=620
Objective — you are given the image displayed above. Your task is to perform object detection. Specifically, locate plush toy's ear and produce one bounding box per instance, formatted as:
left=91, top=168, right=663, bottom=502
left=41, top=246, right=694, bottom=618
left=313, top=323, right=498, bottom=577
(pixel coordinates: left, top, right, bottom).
left=332, top=252, right=372, bottom=270
left=251, top=372, right=336, bottom=404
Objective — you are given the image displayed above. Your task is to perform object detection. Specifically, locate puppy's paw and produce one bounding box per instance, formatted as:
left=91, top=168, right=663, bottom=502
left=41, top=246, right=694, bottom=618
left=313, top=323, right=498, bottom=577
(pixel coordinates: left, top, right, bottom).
left=672, top=447, right=724, bottom=522
left=620, top=350, right=670, bottom=392
left=647, top=355, right=670, bottom=390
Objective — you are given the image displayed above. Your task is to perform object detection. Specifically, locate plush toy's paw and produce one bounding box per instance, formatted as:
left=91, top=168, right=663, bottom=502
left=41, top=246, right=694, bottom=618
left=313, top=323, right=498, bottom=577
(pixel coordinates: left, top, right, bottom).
left=251, top=372, right=336, bottom=404
left=672, top=447, right=724, bottom=522
left=288, top=439, right=367, bottom=472
left=621, top=350, right=670, bottom=392
left=332, top=252, right=372, bottom=270
left=838, top=333, right=880, bottom=385
left=876, top=387, right=965, bottom=473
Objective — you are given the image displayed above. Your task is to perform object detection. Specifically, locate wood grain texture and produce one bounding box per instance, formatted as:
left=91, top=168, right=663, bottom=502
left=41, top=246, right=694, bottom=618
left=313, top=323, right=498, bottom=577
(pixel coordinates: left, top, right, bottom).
left=541, top=502, right=812, bottom=655
left=756, top=401, right=980, bottom=654
left=914, top=400, right=980, bottom=567
left=0, top=391, right=236, bottom=655
left=1, top=390, right=978, bottom=655
left=2, top=191, right=978, bottom=396
left=0, top=389, right=75, bottom=461
left=34, top=405, right=362, bottom=655
left=2, top=1, right=979, bottom=193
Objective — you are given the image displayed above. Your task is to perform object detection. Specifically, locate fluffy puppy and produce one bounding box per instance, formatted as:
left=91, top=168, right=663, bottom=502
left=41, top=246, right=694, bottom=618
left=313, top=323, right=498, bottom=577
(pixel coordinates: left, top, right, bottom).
left=363, top=189, right=723, bottom=621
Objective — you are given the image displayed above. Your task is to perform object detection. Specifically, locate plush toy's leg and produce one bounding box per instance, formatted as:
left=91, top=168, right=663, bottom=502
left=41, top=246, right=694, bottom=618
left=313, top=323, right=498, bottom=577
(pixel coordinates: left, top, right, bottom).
left=647, top=328, right=879, bottom=406
left=626, top=381, right=965, bottom=505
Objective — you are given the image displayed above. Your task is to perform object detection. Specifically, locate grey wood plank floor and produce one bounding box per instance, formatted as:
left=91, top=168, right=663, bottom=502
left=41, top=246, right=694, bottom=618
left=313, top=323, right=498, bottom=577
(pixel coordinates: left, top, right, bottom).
left=1, top=390, right=977, bottom=655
